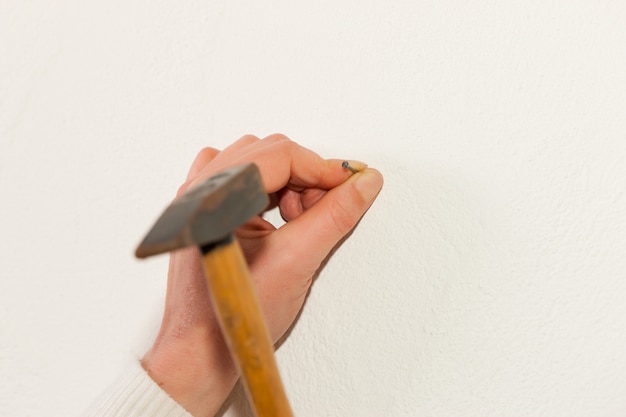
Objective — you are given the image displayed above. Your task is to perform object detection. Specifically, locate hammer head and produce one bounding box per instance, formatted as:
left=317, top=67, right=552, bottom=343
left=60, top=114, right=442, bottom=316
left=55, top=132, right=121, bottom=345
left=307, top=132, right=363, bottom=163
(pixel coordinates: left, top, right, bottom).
left=135, top=163, right=269, bottom=259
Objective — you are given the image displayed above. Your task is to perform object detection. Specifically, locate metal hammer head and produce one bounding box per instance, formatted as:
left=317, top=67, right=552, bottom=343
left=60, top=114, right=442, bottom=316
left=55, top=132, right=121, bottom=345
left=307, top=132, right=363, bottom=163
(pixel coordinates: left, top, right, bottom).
left=135, top=163, right=269, bottom=259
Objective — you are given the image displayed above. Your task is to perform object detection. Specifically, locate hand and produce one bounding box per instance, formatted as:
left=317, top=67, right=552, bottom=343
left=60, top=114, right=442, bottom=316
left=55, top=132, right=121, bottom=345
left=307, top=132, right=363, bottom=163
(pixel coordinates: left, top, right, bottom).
left=141, top=134, right=383, bottom=417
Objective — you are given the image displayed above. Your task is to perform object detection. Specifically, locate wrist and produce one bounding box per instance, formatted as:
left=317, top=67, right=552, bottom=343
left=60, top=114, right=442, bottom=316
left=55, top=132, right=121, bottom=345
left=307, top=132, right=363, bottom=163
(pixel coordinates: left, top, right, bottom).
left=141, top=326, right=239, bottom=417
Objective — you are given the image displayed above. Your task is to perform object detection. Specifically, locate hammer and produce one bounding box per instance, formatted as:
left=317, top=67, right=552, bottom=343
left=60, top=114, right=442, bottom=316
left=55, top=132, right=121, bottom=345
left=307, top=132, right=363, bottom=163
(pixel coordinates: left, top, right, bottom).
left=135, top=163, right=294, bottom=417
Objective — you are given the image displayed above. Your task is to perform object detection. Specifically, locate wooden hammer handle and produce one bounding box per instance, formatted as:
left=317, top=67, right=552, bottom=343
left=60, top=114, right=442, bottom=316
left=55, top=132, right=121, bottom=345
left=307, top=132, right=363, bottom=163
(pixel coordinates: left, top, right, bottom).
left=201, top=236, right=294, bottom=417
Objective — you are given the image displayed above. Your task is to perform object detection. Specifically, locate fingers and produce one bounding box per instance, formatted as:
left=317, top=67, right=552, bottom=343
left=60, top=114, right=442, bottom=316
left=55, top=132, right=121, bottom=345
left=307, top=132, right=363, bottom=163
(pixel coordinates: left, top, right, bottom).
left=273, top=168, right=383, bottom=272
left=179, top=137, right=378, bottom=241
left=278, top=187, right=327, bottom=221
left=186, top=134, right=359, bottom=194
left=219, top=134, right=260, bottom=154
left=187, top=147, right=221, bottom=180
left=177, top=147, right=221, bottom=196
left=249, top=135, right=354, bottom=192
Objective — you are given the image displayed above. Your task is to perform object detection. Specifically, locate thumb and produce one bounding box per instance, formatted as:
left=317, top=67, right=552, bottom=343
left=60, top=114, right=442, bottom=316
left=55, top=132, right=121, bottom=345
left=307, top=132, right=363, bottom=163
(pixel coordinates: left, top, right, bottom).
left=275, top=168, right=383, bottom=272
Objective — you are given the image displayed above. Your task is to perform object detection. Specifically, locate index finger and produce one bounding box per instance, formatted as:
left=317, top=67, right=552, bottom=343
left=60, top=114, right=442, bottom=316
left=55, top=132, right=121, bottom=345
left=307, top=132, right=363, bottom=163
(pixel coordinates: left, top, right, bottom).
left=244, top=137, right=355, bottom=192
left=189, top=134, right=366, bottom=193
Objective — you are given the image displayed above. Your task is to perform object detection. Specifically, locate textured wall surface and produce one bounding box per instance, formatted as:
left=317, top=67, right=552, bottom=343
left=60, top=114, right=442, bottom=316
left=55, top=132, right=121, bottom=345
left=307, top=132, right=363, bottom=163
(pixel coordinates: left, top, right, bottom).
left=2, top=1, right=626, bottom=416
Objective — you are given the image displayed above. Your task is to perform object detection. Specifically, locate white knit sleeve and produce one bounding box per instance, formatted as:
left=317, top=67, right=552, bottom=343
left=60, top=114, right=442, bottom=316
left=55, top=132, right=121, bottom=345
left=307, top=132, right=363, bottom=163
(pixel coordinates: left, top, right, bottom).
left=83, top=361, right=193, bottom=417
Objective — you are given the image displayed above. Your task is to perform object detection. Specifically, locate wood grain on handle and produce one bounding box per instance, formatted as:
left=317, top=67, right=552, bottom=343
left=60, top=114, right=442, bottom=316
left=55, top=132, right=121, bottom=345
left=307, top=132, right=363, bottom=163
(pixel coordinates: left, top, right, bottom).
left=201, top=236, right=294, bottom=417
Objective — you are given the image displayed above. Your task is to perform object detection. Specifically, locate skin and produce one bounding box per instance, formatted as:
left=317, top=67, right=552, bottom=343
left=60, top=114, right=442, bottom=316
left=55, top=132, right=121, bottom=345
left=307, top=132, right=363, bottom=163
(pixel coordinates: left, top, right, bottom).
left=141, top=134, right=383, bottom=417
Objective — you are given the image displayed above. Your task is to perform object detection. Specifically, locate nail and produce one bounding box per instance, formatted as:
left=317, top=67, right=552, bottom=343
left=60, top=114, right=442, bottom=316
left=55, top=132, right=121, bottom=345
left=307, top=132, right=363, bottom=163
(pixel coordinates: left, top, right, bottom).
left=353, top=168, right=384, bottom=202
left=341, top=160, right=368, bottom=174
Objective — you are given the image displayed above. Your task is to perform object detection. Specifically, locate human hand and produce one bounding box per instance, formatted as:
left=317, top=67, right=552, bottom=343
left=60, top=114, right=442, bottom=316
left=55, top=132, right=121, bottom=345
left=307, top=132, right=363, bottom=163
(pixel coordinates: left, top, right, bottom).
left=141, top=134, right=383, bottom=417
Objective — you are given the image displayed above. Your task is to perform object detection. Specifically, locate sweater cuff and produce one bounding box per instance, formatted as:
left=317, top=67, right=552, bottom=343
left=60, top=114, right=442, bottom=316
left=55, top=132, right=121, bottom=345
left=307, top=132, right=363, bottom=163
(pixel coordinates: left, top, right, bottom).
left=84, top=360, right=193, bottom=417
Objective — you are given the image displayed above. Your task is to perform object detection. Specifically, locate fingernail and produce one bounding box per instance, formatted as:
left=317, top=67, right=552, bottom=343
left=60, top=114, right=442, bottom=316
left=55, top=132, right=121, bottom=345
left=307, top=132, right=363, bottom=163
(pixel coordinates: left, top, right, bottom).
left=342, top=160, right=368, bottom=173
left=353, top=168, right=383, bottom=201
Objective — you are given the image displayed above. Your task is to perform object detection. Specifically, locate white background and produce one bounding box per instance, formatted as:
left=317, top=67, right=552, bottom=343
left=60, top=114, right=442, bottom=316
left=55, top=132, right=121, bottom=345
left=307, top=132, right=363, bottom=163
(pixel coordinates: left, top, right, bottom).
left=2, top=1, right=626, bottom=416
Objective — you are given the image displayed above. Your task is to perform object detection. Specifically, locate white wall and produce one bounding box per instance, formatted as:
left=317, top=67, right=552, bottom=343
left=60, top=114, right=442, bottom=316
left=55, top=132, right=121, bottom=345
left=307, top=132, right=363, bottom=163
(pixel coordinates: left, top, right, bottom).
left=2, top=1, right=626, bottom=416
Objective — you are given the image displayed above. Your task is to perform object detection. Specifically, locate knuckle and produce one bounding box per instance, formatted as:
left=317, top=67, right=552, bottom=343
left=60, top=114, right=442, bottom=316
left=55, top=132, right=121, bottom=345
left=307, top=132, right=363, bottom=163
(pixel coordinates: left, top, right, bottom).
left=200, top=146, right=219, bottom=153
left=263, top=134, right=298, bottom=160
left=231, top=135, right=260, bottom=149
left=238, top=134, right=260, bottom=142
left=263, top=133, right=292, bottom=144
left=197, top=146, right=219, bottom=158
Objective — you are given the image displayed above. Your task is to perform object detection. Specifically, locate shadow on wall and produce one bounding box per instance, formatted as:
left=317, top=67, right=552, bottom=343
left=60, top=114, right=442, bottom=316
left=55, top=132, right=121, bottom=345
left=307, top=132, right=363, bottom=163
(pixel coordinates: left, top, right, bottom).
left=216, top=154, right=509, bottom=415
